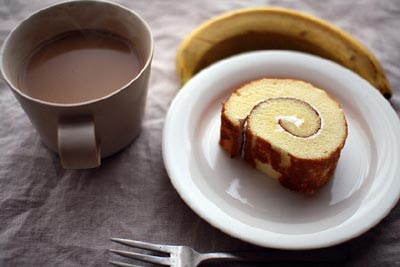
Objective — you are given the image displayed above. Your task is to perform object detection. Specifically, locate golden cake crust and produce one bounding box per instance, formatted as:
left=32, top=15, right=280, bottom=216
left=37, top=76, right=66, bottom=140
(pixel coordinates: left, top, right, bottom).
left=244, top=126, right=346, bottom=194
left=219, top=106, right=242, bottom=157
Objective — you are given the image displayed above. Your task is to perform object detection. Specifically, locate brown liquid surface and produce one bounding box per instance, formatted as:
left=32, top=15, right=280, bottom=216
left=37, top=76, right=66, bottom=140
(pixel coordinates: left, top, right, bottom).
left=19, top=30, right=142, bottom=104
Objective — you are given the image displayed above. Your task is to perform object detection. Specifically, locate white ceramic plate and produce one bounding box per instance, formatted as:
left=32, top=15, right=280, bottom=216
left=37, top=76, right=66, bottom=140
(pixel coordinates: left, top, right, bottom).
left=162, top=51, right=400, bottom=249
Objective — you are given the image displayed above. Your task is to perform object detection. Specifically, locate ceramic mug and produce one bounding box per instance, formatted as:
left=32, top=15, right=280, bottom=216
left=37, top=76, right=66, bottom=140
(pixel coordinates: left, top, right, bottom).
left=0, top=0, right=153, bottom=169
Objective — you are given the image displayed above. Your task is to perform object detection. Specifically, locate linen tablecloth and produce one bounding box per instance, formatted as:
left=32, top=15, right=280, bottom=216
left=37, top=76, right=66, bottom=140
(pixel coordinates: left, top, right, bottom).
left=0, top=0, right=399, bottom=266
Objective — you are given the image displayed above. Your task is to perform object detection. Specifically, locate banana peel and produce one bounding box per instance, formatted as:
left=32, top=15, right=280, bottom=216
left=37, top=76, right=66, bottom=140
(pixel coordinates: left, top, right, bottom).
left=176, top=7, right=392, bottom=99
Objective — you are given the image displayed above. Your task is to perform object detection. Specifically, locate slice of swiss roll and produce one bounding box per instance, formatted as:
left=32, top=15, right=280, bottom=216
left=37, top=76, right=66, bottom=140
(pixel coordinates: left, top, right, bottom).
left=220, top=79, right=348, bottom=193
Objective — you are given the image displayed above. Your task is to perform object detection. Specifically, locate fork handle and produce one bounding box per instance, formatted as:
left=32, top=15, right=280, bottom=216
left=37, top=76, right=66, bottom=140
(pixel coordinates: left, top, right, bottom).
left=198, top=249, right=349, bottom=264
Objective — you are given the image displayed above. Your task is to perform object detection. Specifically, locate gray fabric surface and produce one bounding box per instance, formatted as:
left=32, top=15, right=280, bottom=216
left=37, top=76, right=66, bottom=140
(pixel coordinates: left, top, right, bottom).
left=0, top=0, right=399, bottom=266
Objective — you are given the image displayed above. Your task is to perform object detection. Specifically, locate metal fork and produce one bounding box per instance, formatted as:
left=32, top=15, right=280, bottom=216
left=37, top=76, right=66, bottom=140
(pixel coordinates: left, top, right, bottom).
left=109, top=238, right=348, bottom=267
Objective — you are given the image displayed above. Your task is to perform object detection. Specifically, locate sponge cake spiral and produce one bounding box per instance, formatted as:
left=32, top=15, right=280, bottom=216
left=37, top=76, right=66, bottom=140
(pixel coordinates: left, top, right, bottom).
left=220, top=79, right=348, bottom=193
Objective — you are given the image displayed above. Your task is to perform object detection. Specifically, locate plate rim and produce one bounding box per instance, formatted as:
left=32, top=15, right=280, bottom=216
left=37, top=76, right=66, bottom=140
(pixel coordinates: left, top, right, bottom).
left=162, top=50, right=400, bottom=249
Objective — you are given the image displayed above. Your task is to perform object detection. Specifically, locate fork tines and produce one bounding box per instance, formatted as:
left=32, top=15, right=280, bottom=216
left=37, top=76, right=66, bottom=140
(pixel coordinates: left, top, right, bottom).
left=109, top=238, right=173, bottom=267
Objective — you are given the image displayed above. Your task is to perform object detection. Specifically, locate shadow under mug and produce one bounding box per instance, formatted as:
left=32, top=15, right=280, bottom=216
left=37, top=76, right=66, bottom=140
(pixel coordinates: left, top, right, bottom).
left=0, top=0, right=154, bottom=169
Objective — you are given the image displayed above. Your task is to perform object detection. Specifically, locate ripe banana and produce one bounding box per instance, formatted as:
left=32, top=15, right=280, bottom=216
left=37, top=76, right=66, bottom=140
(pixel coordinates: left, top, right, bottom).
left=176, top=8, right=392, bottom=98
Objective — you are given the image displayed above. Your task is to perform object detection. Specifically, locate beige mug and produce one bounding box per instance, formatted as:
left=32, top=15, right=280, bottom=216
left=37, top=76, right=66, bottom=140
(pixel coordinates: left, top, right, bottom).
left=0, top=0, right=153, bottom=169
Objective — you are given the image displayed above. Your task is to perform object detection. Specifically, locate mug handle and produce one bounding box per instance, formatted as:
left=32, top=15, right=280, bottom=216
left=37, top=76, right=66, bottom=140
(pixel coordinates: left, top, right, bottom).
left=57, top=117, right=100, bottom=169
